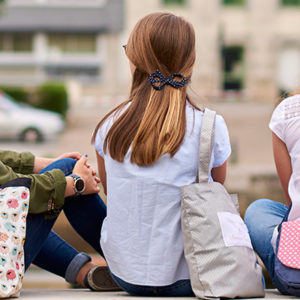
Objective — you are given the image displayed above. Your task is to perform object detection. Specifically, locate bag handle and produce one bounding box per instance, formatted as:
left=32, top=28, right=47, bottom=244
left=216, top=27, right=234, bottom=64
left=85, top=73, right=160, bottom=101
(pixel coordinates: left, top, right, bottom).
left=197, top=108, right=216, bottom=183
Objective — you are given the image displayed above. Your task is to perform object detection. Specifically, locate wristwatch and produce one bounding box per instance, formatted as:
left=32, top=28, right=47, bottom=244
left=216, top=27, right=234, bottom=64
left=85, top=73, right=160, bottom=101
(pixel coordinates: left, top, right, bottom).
left=69, top=174, right=85, bottom=196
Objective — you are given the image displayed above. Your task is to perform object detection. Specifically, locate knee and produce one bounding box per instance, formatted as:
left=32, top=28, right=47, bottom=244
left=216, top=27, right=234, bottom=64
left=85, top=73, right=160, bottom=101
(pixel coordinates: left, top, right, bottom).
left=244, top=199, right=273, bottom=232
left=54, top=158, right=77, bottom=175
left=59, top=158, right=77, bottom=165
left=245, top=199, right=272, bottom=221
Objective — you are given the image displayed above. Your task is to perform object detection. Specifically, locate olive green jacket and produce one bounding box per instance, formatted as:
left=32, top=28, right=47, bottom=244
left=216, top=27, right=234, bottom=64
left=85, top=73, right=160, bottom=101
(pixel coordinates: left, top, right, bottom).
left=0, top=150, right=66, bottom=218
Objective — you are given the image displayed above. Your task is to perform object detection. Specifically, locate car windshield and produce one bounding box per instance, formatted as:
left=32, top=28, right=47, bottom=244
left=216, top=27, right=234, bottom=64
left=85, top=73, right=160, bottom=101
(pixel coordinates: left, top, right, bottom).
left=0, top=92, right=21, bottom=112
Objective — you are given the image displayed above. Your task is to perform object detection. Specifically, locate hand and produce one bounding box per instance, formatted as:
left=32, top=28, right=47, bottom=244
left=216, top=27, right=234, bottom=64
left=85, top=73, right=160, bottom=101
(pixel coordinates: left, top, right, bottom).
left=55, top=152, right=81, bottom=161
left=72, top=156, right=100, bottom=195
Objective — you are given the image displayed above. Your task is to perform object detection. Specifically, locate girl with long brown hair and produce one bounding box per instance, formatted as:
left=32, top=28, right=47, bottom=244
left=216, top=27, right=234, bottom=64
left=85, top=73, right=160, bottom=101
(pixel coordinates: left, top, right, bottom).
left=92, top=12, right=231, bottom=296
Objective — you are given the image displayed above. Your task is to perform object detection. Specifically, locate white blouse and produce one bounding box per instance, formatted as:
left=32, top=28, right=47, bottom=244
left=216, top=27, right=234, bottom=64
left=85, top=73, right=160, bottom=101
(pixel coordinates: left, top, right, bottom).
left=94, top=101, right=231, bottom=286
left=269, top=94, right=300, bottom=221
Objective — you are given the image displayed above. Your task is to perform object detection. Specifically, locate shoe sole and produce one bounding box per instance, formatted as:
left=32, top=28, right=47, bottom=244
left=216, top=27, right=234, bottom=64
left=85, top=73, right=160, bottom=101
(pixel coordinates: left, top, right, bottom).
left=88, top=266, right=121, bottom=291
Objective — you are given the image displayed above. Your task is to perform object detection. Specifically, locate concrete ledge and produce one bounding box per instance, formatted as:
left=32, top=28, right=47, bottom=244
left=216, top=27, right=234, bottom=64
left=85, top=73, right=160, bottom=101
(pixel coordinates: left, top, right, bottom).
left=20, top=289, right=295, bottom=299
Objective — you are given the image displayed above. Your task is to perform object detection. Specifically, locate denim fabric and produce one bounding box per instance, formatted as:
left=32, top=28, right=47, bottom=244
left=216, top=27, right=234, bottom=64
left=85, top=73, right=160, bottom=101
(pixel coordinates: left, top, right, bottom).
left=111, top=272, right=194, bottom=297
left=244, top=199, right=288, bottom=294
left=24, top=158, right=107, bottom=282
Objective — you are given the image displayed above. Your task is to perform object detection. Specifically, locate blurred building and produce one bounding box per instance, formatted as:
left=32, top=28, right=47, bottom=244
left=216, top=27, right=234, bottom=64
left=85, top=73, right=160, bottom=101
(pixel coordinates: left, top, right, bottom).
left=0, top=0, right=123, bottom=90
left=1, top=0, right=300, bottom=102
left=124, top=0, right=300, bottom=102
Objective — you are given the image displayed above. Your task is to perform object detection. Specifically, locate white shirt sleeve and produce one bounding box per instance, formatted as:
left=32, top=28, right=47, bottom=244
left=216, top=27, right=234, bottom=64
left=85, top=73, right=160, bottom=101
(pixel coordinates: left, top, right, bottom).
left=269, top=100, right=286, bottom=142
left=212, top=115, right=231, bottom=168
left=94, top=126, right=105, bottom=157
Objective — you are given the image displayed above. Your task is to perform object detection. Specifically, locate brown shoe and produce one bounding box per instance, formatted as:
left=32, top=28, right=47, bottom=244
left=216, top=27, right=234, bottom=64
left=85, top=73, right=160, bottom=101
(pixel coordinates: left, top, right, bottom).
left=86, top=266, right=121, bottom=291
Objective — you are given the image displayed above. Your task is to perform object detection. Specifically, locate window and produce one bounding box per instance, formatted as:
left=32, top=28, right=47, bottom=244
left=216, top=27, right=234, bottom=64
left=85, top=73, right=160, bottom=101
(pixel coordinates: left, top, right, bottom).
left=281, top=0, right=300, bottom=5
left=163, top=0, right=186, bottom=5
left=45, top=65, right=99, bottom=78
left=48, top=33, right=96, bottom=53
left=10, top=0, right=106, bottom=6
left=0, top=34, right=33, bottom=52
left=223, top=0, right=245, bottom=6
left=222, top=46, right=244, bottom=91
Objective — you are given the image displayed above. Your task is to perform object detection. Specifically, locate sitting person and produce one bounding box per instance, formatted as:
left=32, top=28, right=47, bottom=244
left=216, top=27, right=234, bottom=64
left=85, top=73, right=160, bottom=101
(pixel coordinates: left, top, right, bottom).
left=91, top=12, right=231, bottom=296
left=0, top=150, right=118, bottom=290
left=244, top=94, right=300, bottom=295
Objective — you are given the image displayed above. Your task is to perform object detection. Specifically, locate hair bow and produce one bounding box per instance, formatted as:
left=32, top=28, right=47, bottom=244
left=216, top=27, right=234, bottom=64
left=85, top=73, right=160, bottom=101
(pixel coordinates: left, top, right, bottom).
left=148, top=70, right=187, bottom=91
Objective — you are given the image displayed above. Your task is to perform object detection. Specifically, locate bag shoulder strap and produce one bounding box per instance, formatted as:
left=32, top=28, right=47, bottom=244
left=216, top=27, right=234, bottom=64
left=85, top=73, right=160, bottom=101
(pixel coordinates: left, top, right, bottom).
left=197, top=108, right=216, bottom=183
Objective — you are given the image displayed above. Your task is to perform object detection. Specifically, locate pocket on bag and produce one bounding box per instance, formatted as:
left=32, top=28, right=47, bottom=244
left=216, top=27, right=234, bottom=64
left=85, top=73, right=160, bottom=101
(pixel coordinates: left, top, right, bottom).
left=217, top=212, right=253, bottom=249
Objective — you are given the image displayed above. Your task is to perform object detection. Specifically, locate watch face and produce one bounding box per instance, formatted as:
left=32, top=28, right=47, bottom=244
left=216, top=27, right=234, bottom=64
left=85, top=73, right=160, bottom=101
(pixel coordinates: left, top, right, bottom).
left=75, top=178, right=85, bottom=192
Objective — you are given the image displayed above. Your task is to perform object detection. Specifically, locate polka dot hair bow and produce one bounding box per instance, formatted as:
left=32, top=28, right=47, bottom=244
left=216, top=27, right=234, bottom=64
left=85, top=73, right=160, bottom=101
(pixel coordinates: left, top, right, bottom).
left=148, top=69, right=187, bottom=91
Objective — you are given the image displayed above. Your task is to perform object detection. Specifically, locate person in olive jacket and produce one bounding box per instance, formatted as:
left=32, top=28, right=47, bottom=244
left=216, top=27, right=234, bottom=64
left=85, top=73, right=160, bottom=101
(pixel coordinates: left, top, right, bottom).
left=0, top=150, right=118, bottom=291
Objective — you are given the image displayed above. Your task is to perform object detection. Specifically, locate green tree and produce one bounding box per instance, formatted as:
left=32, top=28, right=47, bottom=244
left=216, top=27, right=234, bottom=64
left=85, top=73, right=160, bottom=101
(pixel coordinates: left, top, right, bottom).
left=36, top=82, right=69, bottom=118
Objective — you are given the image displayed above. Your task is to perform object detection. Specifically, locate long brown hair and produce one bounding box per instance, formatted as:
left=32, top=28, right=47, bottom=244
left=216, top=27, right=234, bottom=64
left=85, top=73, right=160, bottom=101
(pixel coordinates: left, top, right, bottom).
left=92, top=12, right=196, bottom=166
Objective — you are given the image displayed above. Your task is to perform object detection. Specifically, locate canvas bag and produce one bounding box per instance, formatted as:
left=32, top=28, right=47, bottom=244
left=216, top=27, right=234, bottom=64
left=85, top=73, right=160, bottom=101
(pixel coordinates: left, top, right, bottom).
left=0, top=177, right=31, bottom=298
left=180, top=108, right=265, bottom=299
left=274, top=205, right=300, bottom=296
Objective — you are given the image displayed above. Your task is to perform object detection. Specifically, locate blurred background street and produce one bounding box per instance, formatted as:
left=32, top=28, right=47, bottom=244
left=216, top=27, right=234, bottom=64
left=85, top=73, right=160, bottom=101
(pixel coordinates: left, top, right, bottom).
left=0, top=0, right=298, bottom=289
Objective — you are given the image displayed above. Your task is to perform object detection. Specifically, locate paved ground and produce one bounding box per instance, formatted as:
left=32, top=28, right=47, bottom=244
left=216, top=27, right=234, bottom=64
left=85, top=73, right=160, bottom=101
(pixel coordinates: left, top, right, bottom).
left=19, top=289, right=296, bottom=299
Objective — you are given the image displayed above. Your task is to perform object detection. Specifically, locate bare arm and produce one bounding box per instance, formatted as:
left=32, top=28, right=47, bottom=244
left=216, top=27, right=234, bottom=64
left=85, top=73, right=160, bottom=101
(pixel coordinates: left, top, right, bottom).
left=96, top=151, right=107, bottom=195
left=211, top=160, right=227, bottom=184
left=272, top=132, right=292, bottom=206
left=33, top=152, right=81, bottom=174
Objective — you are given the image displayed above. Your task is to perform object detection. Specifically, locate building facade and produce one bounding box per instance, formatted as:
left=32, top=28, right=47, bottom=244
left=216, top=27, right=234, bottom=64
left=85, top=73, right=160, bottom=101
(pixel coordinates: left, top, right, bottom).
left=123, top=0, right=300, bottom=102
left=0, top=0, right=123, bottom=90
left=1, top=0, right=300, bottom=102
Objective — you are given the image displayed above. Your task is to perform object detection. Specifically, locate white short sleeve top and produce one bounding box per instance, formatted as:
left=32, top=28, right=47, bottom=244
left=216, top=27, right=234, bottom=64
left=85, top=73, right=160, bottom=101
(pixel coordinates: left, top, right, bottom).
left=269, top=94, right=300, bottom=221
left=94, top=101, right=231, bottom=286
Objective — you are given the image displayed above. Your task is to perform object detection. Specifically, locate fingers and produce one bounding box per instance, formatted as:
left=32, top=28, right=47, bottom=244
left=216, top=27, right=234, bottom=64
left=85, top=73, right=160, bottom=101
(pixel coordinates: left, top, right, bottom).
left=91, top=167, right=96, bottom=176
left=58, top=152, right=81, bottom=160
left=94, top=184, right=101, bottom=193
left=73, top=156, right=101, bottom=195
left=77, top=155, right=88, bottom=166
left=68, top=152, right=81, bottom=160
left=86, top=176, right=101, bottom=194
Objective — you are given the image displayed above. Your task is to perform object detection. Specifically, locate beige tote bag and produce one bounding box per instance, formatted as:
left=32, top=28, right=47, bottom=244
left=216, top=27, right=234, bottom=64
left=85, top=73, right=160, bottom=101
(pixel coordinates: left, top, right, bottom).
left=181, top=108, right=265, bottom=299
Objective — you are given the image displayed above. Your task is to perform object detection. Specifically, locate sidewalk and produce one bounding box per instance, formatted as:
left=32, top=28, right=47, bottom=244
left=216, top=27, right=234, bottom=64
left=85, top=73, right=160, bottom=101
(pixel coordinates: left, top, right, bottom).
left=21, top=268, right=295, bottom=299
left=19, top=289, right=295, bottom=299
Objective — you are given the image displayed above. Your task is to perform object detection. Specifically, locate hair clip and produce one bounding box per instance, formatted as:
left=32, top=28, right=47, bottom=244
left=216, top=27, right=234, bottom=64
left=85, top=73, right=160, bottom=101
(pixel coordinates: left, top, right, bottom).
left=148, top=70, right=187, bottom=91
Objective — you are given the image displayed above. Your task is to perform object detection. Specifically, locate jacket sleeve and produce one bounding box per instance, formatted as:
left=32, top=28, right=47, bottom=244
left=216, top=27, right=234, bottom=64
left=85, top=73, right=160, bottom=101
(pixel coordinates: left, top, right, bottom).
left=0, top=151, right=66, bottom=218
left=0, top=150, right=35, bottom=174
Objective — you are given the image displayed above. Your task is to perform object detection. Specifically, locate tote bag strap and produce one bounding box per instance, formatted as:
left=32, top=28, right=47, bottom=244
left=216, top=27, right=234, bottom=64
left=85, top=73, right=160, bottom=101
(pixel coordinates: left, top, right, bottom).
left=197, top=108, right=216, bottom=183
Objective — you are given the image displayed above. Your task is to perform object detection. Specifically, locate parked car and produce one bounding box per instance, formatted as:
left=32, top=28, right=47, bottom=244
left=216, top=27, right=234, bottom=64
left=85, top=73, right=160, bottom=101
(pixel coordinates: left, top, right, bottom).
left=0, top=91, right=65, bottom=142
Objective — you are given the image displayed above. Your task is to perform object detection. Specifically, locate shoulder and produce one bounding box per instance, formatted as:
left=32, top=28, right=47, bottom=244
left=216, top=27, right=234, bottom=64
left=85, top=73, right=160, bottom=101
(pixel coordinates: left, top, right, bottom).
left=211, top=112, right=231, bottom=168
left=272, top=94, right=300, bottom=121
left=215, top=114, right=228, bottom=131
left=191, top=107, right=231, bottom=168
left=269, top=94, right=300, bottom=141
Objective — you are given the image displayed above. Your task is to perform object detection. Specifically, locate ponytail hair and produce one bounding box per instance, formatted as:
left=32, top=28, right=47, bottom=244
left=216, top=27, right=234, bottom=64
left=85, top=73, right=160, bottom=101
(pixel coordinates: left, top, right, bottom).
left=92, top=12, right=196, bottom=166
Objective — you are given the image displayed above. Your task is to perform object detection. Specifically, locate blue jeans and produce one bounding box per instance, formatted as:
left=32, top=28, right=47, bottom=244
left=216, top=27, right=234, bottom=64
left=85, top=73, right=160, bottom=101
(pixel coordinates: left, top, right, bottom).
left=244, top=199, right=289, bottom=294
left=24, top=158, right=107, bottom=284
left=111, top=273, right=194, bottom=297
